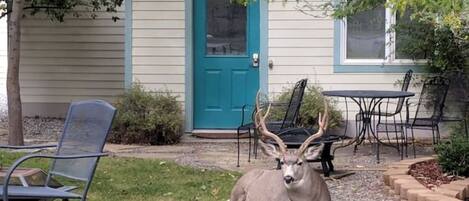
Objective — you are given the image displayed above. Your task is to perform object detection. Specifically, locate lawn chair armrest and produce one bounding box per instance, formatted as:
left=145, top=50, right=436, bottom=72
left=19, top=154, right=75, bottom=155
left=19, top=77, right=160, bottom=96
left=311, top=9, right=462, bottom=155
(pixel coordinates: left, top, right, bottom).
left=0, top=144, right=57, bottom=150
left=2, top=152, right=108, bottom=201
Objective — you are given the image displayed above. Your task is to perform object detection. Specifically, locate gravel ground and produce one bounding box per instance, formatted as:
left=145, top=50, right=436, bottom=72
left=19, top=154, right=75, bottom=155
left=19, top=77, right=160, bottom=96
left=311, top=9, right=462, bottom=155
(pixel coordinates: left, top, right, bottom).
left=327, top=171, right=397, bottom=201
left=0, top=84, right=64, bottom=142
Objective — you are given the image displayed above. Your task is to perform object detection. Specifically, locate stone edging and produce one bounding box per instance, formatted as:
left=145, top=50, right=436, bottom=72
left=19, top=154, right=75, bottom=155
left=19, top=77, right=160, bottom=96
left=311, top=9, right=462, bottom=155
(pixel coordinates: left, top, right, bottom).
left=383, top=157, right=469, bottom=201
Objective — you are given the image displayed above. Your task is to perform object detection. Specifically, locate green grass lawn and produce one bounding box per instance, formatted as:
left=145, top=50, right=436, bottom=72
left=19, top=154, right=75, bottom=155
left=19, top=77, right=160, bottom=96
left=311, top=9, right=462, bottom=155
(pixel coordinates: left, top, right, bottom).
left=0, top=151, right=241, bottom=201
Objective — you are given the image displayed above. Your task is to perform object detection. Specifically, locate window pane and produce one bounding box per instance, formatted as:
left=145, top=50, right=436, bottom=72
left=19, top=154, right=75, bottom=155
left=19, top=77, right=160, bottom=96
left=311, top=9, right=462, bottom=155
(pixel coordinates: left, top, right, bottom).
left=346, top=5, right=386, bottom=59
left=206, top=0, right=246, bottom=55
left=395, top=10, right=426, bottom=59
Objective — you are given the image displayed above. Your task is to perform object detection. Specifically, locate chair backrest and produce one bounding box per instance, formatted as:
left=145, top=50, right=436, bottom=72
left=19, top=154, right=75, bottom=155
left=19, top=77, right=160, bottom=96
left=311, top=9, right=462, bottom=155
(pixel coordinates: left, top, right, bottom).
left=49, top=100, right=116, bottom=182
left=394, top=69, right=413, bottom=114
left=413, top=78, right=449, bottom=124
left=280, top=79, right=308, bottom=129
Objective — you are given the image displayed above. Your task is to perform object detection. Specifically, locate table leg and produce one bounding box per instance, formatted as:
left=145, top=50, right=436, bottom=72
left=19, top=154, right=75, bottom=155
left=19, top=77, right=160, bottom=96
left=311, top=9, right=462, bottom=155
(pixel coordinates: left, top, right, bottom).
left=348, top=98, right=400, bottom=163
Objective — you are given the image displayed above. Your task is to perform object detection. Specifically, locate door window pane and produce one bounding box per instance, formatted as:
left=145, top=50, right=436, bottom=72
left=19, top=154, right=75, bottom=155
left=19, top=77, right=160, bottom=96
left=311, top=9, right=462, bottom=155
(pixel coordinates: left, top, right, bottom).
left=206, top=0, right=247, bottom=55
left=346, top=5, right=386, bottom=59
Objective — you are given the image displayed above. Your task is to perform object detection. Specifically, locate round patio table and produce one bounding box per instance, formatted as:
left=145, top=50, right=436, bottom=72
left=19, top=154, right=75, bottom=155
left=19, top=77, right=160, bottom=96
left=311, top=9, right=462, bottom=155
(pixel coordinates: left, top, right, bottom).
left=322, top=90, right=415, bottom=163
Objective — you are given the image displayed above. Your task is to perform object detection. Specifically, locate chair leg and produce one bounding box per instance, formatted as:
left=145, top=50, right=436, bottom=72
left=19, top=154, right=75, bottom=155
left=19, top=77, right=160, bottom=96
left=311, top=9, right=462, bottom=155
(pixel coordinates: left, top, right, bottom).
left=323, top=142, right=334, bottom=172
left=254, top=129, right=258, bottom=159
left=248, top=129, right=251, bottom=163
left=436, top=125, right=441, bottom=144
left=411, top=127, right=416, bottom=158
left=321, top=160, right=330, bottom=177
left=237, top=128, right=240, bottom=167
left=431, top=126, right=436, bottom=145
left=402, top=125, right=409, bottom=158
left=400, top=125, right=405, bottom=160
left=393, top=117, right=400, bottom=154
left=354, top=117, right=360, bottom=154
left=327, top=159, right=335, bottom=172
left=404, top=126, right=408, bottom=158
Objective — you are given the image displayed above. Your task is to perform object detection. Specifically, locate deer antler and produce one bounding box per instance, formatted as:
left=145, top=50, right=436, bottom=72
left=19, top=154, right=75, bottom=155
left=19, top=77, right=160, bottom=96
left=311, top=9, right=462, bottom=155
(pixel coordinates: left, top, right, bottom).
left=254, top=92, right=287, bottom=154
left=297, top=101, right=329, bottom=155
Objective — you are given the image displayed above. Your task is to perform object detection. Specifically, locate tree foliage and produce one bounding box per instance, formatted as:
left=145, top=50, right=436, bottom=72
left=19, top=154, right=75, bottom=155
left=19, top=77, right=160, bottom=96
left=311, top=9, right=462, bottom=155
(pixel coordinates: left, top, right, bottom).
left=326, top=0, right=467, bottom=32
left=237, top=0, right=467, bottom=33
left=0, top=0, right=123, bottom=21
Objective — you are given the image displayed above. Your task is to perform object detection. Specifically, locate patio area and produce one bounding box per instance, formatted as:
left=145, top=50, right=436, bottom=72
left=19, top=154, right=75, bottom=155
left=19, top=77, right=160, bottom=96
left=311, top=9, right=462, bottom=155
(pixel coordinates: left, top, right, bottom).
left=1, top=117, right=440, bottom=201
left=109, top=135, right=440, bottom=200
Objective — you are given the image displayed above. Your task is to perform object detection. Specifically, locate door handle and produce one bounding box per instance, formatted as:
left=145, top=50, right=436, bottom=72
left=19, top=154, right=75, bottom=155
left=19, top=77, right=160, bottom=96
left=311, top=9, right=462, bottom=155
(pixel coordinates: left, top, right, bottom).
left=252, top=53, right=259, bottom=68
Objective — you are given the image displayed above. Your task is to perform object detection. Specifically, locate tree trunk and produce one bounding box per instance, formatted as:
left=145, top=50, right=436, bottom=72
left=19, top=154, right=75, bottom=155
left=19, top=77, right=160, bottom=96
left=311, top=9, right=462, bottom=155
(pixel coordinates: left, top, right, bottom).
left=7, top=0, right=24, bottom=146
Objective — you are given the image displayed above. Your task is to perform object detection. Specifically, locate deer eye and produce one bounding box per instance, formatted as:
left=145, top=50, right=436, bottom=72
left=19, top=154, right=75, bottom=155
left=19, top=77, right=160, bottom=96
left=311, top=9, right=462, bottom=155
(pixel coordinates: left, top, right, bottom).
left=297, top=161, right=303, bottom=166
left=279, top=161, right=285, bottom=165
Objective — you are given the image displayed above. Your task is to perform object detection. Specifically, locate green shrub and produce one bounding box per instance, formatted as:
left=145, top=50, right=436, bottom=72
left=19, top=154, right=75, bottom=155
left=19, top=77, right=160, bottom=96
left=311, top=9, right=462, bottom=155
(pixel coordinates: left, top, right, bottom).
left=270, top=84, right=343, bottom=129
left=435, top=124, right=469, bottom=177
left=110, top=84, right=183, bottom=145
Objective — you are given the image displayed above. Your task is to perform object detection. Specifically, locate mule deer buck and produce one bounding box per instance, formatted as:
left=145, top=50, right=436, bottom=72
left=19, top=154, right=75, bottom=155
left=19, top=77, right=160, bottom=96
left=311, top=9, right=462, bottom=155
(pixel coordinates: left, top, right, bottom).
left=230, top=100, right=331, bottom=201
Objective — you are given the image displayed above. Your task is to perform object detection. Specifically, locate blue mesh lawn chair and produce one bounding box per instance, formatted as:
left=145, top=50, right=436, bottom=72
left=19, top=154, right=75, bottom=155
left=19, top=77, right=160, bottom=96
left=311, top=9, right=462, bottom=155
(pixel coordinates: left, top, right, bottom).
left=0, top=100, right=116, bottom=201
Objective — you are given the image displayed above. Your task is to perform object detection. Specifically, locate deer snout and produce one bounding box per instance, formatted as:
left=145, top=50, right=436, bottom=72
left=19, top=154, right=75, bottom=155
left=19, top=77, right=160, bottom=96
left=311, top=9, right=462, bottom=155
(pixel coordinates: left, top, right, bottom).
left=284, top=176, right=294, bottom=184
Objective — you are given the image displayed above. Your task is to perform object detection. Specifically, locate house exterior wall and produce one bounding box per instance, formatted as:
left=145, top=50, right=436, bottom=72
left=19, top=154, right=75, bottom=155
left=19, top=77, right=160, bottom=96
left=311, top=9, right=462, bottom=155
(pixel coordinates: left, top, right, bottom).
left=129, top=0, right=417, bottom=129
left=19, top=10, right=125, bottom=117
left=267, top=1, right=414, bottom=117
left=131, top=0, right=186, bottom=102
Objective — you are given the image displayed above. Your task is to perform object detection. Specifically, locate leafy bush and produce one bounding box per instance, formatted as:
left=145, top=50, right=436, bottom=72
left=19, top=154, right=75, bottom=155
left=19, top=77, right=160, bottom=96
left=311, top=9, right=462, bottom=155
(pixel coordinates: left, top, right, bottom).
left=110, top=84, right=183, bottom=145
left=435, top=124, right=469, bottom=177
left=270, top=84, right=343, bottom=129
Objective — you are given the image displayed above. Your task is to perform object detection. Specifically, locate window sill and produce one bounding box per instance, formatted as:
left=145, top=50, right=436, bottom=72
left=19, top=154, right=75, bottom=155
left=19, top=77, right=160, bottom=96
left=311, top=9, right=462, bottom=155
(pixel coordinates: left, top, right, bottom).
left=333, top=64, right=424, bottom=73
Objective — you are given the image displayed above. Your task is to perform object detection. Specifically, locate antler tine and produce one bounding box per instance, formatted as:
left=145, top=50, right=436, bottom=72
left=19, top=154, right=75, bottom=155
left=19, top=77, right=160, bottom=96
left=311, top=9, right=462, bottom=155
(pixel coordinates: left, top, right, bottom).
left=255, top=106, right=287, bottom=154
left=297, top=101, right=329, bottom=155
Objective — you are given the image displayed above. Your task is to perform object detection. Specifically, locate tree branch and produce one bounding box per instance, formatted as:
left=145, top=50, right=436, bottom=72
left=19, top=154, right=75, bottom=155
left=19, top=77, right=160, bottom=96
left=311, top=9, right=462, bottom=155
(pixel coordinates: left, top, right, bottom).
left=23, top=6, right=64, bottom=10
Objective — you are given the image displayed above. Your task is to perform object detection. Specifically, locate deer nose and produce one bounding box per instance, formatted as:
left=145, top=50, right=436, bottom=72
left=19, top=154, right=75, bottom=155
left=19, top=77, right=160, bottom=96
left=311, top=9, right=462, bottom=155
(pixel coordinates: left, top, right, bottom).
left=284, top=176, right=294, bottom=184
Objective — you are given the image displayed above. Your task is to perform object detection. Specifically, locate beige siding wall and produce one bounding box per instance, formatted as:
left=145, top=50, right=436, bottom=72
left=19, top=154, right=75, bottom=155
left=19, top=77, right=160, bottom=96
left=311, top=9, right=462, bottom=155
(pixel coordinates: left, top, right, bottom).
left=19, top=10, right=125, bottom=116
left=132, top=0, right=185, bottom=101
left=268, top=1, right=414, bottom=114
left=0, top=18, right=6, bottom=90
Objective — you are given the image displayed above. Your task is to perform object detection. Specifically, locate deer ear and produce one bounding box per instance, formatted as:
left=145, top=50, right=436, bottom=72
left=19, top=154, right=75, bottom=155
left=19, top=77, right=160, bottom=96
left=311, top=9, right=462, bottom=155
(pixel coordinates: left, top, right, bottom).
left=303, top=143, right=324, bottom=161
left=258, top=140, right=281, bottom=159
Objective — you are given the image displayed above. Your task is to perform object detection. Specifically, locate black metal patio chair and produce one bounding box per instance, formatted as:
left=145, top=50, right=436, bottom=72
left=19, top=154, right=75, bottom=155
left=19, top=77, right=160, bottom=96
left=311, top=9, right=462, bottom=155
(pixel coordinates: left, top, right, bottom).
left=236, top=79, right=308, bottom=167
left=404, top=78, right=450, bottom=158
left=372, top=70, right=413, bottom=157
left=0, top=100, right=116, bottom=201
left=356, top=70, right=413, bottom=133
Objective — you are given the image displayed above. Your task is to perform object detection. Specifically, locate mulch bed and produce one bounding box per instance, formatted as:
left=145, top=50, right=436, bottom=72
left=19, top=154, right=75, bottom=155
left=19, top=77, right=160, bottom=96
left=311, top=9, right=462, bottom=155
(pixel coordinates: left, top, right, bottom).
left=409, top=159, right=459, bottom=190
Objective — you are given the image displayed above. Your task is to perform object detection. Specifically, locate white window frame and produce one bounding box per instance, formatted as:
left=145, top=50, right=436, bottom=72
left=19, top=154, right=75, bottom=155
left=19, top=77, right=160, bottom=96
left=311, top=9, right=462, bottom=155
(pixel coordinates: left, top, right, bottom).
left=340, top=5, right=425, bottom=65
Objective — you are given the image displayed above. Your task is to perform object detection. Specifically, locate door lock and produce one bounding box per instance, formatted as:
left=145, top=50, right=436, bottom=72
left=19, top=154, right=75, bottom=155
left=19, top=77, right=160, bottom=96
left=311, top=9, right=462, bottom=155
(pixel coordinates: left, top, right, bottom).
left=252, top=53, right=259, bottom=67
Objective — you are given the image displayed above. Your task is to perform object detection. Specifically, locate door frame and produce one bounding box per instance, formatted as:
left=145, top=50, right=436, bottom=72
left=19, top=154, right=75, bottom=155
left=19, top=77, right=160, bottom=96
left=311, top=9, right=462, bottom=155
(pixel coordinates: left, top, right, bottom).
left=184, top=0, right=269, bottom=132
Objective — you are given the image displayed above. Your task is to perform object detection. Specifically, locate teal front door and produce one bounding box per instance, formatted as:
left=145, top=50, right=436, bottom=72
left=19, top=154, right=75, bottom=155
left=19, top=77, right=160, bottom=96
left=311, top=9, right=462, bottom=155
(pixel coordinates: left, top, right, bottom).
left=194, top=0, right=260, bottom=129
